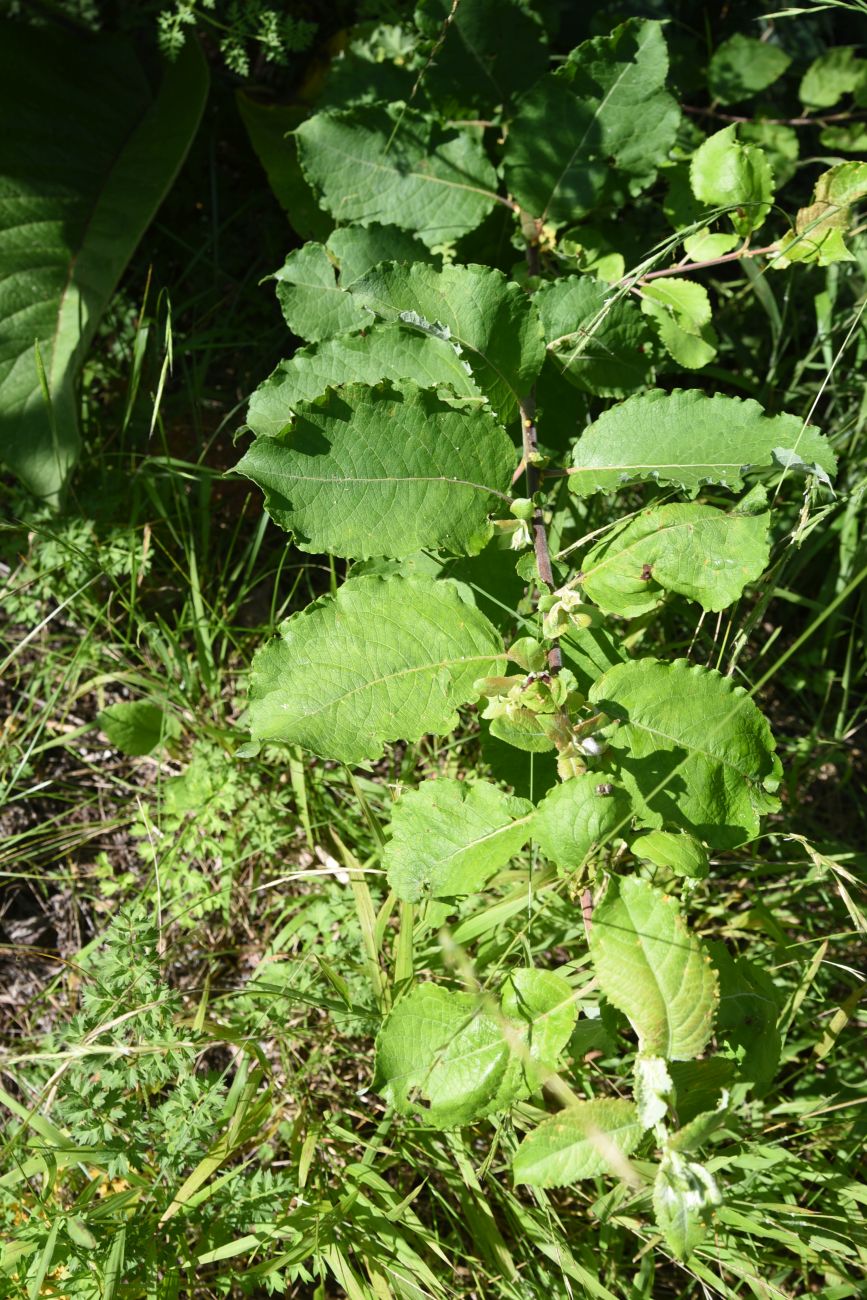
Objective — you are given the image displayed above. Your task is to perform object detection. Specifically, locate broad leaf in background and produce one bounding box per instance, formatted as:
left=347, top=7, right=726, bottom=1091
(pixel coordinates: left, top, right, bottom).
left=375, top=969, right=575, bottom=1127
left=505, top=19, right=678, bottom=221
left=799, top=46, right=866, bottom=109
left=579, top=503, right=771, bottom=616
left=709, top=942, right=782, bottom=1085
left=640, top=279, right=717, bottom=370
left=533, top=774, right=631, bottom=870
left=653, top=1150, right=721, bottom=1260
left=236, top=95, right=332, bottom=242
left=589, top=876, right=718, bottom=1059
left=415, top=0, right=549, bottom=114
left=348, top=262, right=545, bottom=422
left=0, top=29, right=208, bottom=503
left=631, top=830, right=709, bottom=880
left=708, top=34, right=790, bottom=105
left=384, top=778, right=535, bottom=902
left=690, top=126, right=774, bottom=237
left=246, top=325, right=482, bottom=436
left=513, top=1099, right=642, bottom=1187
left=590, top=658, right=782, bottom=848
left=569, top=389, right=835, bottom=496
left=249, top=574, right=504, bottom=763
left=99, top=700, right=181, bottom=757
left=536, top=276, right=654, bottom=397
left=295, top=105, right=498, bottom=246
left=235, top=381, right=514, bottom=558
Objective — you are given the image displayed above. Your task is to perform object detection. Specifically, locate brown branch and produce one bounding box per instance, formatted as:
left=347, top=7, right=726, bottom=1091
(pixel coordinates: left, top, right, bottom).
left=682, top=104, right=864, bottom=128
left=624, top=243, right=778, bottom=286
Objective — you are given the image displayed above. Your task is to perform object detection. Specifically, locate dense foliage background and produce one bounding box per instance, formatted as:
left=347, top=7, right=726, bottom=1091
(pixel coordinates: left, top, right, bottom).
left=1, top=1, right=866, bottom=1297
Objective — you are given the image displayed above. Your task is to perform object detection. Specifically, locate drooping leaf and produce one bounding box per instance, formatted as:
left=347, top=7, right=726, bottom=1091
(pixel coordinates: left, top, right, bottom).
left=708, top=35, right=790, bottom=105
left=505, top=19, right=678, bottom=221
left=579, top=503, right=771, bottom=616
left=631, top=830, right=709, bottom=880
left=236, top=95, right=332, bottom=242
left=778, top=162, right=867, bottom=267
left=708, top=942, right=782, bottom=1084
left=512, top=1099, right=642, bottom=1187
left=640, top=279, right=717, bottom=370
left=536, top=277, right=654, bottom=397
left=569, top=389, right=835, bottom=497
left=653, top=1150, right=721, bottom=1260
left=690, top=125, right=774, bottom=237
left=415, top=0, right=549, bottom=114
left=799, top=47, right=865, bottom=109
left=589, top=658, right=782, bottom=848
left=246, top=325, right=482, bottom=437
left=0, top=30, right=208, bottom=503
left=347, top=262, right=545, bottom=422
left=236, top=381, right=514, bottom=558
left=589, top=875, right=718, bottom=1059
left=533, top=774, right=631, bottom=870
left=249, top=574, right=504, bottom=764
left=384, top=778, right=535, bottom=902
left=295, top=104, right=498, bottom=247
left=375, top=968, right=576, bottom=1127
left=98, top=700, right=181, bottom=757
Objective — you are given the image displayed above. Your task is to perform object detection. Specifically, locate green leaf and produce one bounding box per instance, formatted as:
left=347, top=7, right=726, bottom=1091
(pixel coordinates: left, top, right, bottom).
left=536, top=277, right=654, bottom=397
left=505, top=19, right=678, bottom=221
left=375, top=969, right=576, bottom=1127
left=246, top=325, right=483, bottom=437
left=820, top=123, right=867, bottom=153
left=682, top=229, right=739, bottom=262
left=512, top=1099, right=642, bottom=1187
left=569, top=389, right=836, bottom=497
left=98, top=701, right=181, bottom=757
left=708, top=942, right=782, bottom=1084
left=579, top=503, right=771, bottom=616
left=295, top=105, right=498, bottom=247
left=589, top=876, right=718, bottom=1059
left=631, top=831, right=709, bottom=880
left=589, top=658, right=782, bottom=848
left=246, top=322, right=486, bottom=439
left=415, top=0, right=549, bottom=114
left=561, top=19, right=679, bottom=191
left=249, top=574, right=505, bottom=763
left=272, top=243, right=371, bottom=342
left=236, top=381, right=514, bottom=559
left=533, top=774, right=631, bottom=870
left=384, top=778, right=535, bottom=902
left=653, top=1150, right=721, bottom=1260
left=690, top=125, right=774, bottom=237
left=740, top=121, right=799, bottom=188
left=708, top=35, right=790, bottom=105
left=236, top=95, right=332, bottom=242
left=347, top=262, right=545, bottom=422
left=799, top=47, right=865, bottom=109
left=326, top=224, right=440, bottom=284
left=640, top=279, right=717, bottom=370
left=0, top=31, right=208, bottom=503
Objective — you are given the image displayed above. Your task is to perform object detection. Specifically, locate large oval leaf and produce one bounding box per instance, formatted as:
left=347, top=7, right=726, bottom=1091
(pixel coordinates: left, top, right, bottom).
left=589, top=876, right=718, bottom=1059
left=296, top=105, right=498, bottom=247
left=249, top=574, right=505, bottom=764
left=569, top=389, right=835, bottom=497
left=236, top=381, right=514, bottom=559
left=0, top=30, right=208, bottom=503
left=589, top=657, right=781, bottom=847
